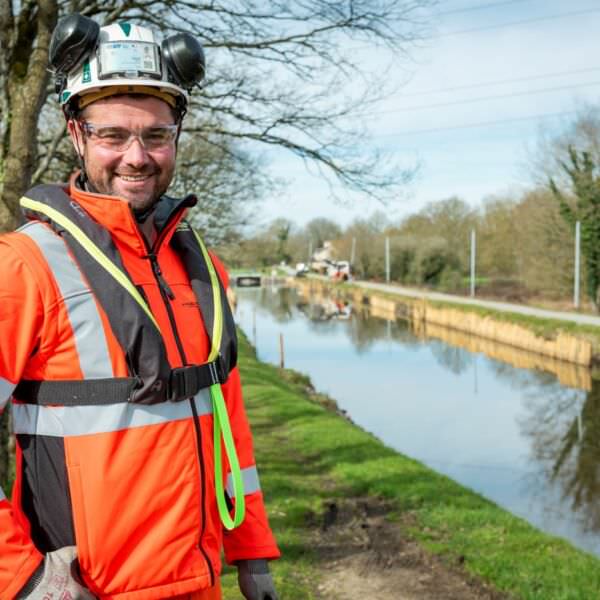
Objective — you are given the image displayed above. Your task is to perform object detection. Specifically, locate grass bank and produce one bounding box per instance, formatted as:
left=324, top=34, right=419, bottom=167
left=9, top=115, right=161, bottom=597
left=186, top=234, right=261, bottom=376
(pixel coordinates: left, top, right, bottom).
left=220, top=332, right=600, bottom=599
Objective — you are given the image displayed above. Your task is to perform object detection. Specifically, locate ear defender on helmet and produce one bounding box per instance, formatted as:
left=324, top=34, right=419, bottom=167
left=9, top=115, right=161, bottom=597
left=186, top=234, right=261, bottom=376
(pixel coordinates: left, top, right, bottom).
left=49, top=14, right=100, bottom=97
left=161, top=33, right=205, bottom=90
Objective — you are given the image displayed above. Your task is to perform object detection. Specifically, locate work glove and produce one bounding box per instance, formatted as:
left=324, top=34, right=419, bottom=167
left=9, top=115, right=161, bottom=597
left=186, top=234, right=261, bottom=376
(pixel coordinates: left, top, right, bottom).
left=16, top=545, right=95, bottom=599
left=237, top=559, right=279, bottom=600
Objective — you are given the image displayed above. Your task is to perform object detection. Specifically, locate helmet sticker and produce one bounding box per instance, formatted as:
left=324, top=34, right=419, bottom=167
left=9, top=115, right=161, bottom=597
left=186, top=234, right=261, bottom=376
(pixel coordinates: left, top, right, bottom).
left=118, top=22, right=132, bottom=37
left=98, top=42, right=160, bottom=78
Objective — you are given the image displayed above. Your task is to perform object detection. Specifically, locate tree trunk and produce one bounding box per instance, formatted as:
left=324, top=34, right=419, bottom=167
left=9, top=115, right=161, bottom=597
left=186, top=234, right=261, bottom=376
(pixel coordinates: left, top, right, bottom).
left=0, top=0, right=57, bottom=487
left=0, top=0, right=57, bottom=232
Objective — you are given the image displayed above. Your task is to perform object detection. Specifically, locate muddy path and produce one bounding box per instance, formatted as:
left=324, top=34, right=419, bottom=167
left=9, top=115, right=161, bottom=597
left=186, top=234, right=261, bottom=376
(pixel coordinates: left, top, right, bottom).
left=311, top=497, right=511, bottom=600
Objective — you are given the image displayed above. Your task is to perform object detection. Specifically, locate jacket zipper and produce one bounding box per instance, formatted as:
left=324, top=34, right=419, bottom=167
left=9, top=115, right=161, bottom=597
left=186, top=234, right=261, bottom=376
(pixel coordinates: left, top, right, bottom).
left=143, top=219, right=216, bottom=587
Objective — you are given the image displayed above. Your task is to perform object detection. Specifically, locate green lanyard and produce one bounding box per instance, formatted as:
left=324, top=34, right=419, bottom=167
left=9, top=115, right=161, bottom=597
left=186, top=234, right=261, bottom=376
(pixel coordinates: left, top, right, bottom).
left=211, top=383, right=245, bottom=529
left=193, top=230, right=246, bottom=529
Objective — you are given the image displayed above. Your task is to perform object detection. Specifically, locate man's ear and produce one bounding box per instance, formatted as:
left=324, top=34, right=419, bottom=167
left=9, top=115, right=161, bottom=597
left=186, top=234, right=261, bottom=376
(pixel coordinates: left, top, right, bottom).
left=67, top=119, right=84, bottom=158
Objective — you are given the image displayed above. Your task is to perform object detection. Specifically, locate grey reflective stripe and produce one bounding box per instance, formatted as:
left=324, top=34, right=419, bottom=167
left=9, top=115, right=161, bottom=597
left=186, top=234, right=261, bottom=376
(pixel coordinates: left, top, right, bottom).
left=12, top=389, right=212, bottom=437
left=226, top=465, right=261, bottom=498
left=0, top=377, right=15, bottom=410
left=0, top=486, right=5, bottom=501
left=20, top=222, right=113, bottom=378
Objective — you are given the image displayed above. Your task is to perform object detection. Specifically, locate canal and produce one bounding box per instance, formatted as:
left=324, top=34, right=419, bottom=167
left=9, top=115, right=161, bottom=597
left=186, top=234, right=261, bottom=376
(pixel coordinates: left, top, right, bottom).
left=235, top=285, right=600, bottom=558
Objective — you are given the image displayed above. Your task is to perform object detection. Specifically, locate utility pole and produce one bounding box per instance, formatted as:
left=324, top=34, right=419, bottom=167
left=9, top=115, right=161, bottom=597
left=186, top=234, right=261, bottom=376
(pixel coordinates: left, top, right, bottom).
left=385, top=236, right=390, bottom=283
left=470, top=229, right=476, bottom=298
left=574, top=221, right=581, bottom=309
left=350, top=237, right=356, bottom=265
left=308, top=240, right=313, bottom=265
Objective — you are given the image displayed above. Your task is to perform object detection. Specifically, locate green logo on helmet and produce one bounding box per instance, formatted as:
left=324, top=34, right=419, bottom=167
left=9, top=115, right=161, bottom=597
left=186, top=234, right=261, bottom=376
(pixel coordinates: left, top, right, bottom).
left=61, top=91, right=71, bottom=103
left=82, top=61, right=91, bottom=83
left=118, top=22, right=132, bottom=36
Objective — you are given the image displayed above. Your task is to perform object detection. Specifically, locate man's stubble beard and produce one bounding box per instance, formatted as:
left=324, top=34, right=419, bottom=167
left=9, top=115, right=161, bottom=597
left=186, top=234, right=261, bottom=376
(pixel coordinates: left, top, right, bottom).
left=84, top=165, right=174, bottom=212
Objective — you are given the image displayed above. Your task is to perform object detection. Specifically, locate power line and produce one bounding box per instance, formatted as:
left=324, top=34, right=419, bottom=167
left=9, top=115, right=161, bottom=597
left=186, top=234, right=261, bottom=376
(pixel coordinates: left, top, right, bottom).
left=437, top=0, right=531, bottom=18
left=437, top=7, right=600, bottom=37
left=400, top=66, right=600, bottom=98
left=377, top=80, right=600, bottom=114
left=351, top=7, right=600, bottom=53
left=379, top=109, right=577, bottom=137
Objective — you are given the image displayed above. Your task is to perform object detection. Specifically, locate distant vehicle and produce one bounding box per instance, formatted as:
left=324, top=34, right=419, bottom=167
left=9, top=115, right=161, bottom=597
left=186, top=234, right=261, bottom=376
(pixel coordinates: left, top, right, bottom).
left=234, top=273, right=262, bottom=287
left=328, top=260, right=351, bottom=282
left=295, top=262, right=310, bottom=277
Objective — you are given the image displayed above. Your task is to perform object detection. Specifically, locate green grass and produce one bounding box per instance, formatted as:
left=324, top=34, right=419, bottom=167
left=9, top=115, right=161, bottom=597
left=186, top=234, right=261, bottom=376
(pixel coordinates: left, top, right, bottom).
left=221, top=331, right=600, bottom=599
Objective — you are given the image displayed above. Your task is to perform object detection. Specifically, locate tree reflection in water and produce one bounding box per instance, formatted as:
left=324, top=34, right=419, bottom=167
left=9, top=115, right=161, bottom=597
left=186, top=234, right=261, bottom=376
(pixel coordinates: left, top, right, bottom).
left=551, top=378, right=600, bottom=532
left=428, top=340, right=472, bottom=375
left=518, top=369, right=600, bottom=534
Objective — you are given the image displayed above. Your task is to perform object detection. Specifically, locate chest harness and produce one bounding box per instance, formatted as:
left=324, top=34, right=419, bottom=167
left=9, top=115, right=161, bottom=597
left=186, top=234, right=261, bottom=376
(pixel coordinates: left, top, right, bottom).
left=16, top=184, right=245, bottom=530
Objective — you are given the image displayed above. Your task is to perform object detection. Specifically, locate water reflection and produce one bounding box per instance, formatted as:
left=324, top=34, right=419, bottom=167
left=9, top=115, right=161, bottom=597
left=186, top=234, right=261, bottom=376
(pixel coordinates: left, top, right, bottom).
left=235, top=286, right=600, bottom=556
left=522, top=377, right=600, bottom=534
left=297, top=297, right=352, bottom=322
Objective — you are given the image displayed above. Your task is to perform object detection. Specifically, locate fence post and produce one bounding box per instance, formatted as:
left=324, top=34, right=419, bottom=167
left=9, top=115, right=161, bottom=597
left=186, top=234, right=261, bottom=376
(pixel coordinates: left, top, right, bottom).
left=470, top=229, right=476, bottom=298
left=574, top=221, right=581, bottom=309
left=279, top=332, right=285, bottom=368
left=385, top=236, right=390, bottom=283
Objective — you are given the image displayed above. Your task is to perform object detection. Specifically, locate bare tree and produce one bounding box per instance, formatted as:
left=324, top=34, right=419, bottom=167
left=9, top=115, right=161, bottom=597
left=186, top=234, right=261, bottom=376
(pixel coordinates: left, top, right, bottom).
left=1, top=0, right=434, bottom=232
left=527, top=104, right=600, bottom=189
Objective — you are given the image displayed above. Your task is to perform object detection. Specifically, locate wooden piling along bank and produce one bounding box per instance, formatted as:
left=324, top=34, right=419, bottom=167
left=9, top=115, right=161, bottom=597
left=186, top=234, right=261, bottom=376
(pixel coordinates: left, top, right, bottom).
left=292, top=278, right=595, bottom=373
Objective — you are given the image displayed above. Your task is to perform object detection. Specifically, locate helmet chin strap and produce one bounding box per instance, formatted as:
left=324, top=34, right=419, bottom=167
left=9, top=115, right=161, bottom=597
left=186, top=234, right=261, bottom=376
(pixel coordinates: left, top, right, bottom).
left=76, top=156, right=91, bottom=189
left=72, top=120, right=92, bottom=189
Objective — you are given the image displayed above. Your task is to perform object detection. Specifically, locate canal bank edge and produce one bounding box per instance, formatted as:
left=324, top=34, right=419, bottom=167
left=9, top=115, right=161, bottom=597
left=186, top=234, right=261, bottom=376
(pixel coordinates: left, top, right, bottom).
left=291, top=277, right=600, bottom=369
left=221, top=330, right=600, bottom=600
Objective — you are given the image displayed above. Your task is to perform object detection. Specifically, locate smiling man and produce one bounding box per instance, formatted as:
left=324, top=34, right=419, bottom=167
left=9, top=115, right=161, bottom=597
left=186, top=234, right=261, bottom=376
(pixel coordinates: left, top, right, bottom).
left=0, top=14, right=279, bottom=600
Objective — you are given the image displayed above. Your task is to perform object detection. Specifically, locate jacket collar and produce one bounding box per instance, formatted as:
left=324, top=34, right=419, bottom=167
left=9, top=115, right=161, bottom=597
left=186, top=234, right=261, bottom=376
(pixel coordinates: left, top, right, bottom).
left=68, top=172, right=197, bottom=256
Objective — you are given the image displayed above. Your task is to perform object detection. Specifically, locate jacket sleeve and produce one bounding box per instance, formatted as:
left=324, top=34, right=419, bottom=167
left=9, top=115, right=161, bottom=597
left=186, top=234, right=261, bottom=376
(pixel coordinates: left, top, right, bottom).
left=209, top=252, right=280, bottom=564
left=0, top=237, right=45, bottom=599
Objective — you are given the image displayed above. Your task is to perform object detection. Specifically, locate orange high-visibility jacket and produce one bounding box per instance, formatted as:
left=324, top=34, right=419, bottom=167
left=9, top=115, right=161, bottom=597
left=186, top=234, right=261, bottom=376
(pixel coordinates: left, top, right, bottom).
left=0, top=177, right=279, bottom=600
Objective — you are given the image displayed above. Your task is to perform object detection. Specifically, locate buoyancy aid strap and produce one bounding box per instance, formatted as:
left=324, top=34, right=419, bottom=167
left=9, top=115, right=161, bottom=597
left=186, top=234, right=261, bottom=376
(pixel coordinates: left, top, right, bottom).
left=14, top=360, right=227, bottom=405
left=191, top=230, right=223, bottom=362
left=14, top=377, right=138, bottom=405
left=20, top=196, right=160, bottom=331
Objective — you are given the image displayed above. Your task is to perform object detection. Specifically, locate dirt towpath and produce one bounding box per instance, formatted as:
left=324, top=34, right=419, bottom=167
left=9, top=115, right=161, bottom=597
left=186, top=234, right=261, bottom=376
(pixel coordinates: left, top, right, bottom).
left=312, top=497, right=510, bottom=600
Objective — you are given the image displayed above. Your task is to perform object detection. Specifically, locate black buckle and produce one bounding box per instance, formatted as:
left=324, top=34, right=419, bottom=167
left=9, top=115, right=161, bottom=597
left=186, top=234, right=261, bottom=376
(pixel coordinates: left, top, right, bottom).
left=211, top=355, right=227, bottom=385
left=168, top=366, right=199, bottom=401
left=168, top=359, right=226, bottom=402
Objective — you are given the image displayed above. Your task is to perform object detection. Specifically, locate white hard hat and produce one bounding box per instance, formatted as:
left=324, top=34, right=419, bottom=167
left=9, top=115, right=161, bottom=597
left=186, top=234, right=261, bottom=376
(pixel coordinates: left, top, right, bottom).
left=49, top=15, right=205, bottom=116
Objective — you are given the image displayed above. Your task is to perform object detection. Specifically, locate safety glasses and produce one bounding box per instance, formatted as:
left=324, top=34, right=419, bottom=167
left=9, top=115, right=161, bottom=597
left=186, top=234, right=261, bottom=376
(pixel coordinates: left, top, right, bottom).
left=78, top=120, right=178, bottom=151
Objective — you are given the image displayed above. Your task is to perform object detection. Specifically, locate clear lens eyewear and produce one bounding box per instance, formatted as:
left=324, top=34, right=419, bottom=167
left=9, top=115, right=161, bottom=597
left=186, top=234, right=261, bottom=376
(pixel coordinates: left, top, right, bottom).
left=79, top=121, right=178, bottom=151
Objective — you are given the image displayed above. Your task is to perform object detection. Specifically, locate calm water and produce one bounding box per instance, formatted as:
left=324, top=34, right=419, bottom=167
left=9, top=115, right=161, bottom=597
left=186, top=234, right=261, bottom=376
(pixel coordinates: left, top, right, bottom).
left=235, top=286, right=600, bottom=557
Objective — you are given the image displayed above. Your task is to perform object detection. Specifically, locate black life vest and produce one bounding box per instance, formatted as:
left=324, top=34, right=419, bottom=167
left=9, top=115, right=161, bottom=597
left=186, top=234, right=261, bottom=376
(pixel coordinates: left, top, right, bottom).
left=15, top=184, right=238, bottom=406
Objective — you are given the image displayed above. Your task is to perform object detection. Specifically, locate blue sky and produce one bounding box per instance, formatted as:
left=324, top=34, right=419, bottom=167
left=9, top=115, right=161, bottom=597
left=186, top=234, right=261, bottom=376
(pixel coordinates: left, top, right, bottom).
left=255, top=0, right=600, bottom=230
